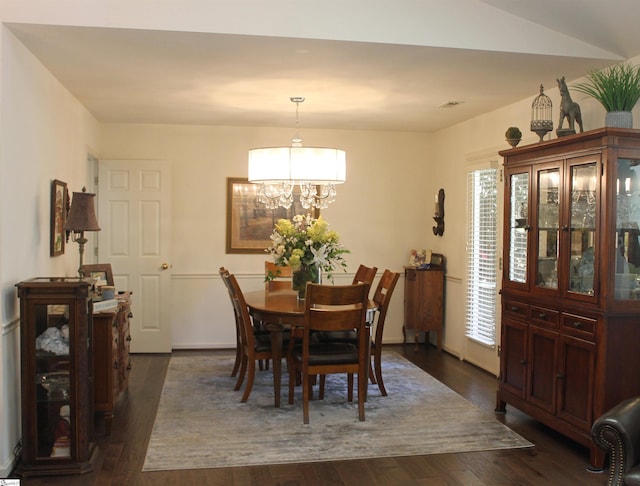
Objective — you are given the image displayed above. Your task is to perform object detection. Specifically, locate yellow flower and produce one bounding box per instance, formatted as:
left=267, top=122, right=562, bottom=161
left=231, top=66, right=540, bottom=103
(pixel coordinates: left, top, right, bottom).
left=266, top=214, right=349, bottom=282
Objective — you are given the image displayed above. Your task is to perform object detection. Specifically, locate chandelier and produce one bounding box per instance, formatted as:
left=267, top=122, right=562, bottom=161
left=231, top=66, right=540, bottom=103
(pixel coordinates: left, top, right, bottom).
left=248, top=97, right=346, bottom=210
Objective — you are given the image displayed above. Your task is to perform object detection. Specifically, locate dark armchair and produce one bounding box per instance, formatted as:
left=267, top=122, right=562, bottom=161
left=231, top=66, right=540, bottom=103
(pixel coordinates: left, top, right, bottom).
left=592, top=397, right=640, bottom=486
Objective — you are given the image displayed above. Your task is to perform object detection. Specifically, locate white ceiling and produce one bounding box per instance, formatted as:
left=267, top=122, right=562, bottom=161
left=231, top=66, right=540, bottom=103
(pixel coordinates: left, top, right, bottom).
left=5, top=0, right=640, bottom=133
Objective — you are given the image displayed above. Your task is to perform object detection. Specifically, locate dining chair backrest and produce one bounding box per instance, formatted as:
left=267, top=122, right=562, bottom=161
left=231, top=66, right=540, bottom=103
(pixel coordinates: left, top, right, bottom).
left=368, top=269, right=400, bottom=396
left=220, top=267, right=239, bottom=320
left=303, top=283, right=370, bottom=349
left=265, top=261, right=292, bottom=291
left=223, top=271, right=256, bottom=353
left=220, top=266, right=243, bottom=378
left=352, top=264, right=378, bottom=287
left=372, top=269, right=400, bottom=343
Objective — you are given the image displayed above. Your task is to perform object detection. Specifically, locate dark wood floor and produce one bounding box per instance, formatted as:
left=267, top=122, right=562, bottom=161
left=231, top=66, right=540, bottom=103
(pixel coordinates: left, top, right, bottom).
left=12, top=344, right=609, bottom=485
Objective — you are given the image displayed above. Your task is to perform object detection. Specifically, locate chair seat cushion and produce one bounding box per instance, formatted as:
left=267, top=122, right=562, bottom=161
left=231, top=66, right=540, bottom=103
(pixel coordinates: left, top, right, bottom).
left=254, top=333, right=272, bottom=352
left=253, top=331, right=291, bottom=353
left=292, top=342, right=358, bottom=365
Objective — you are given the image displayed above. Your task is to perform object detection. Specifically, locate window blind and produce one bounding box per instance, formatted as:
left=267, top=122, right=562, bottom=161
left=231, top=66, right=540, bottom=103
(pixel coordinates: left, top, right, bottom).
left=466, top=168, right=498, bottom=347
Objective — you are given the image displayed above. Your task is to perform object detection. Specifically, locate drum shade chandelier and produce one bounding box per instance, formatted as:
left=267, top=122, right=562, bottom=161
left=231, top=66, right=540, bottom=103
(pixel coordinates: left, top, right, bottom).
left=248, top=97, right=346, bottom=210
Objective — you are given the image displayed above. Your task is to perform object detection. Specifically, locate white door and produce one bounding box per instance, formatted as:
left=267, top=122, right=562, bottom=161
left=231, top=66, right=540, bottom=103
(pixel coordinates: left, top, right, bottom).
left=98, top=160, right=172, bottom=353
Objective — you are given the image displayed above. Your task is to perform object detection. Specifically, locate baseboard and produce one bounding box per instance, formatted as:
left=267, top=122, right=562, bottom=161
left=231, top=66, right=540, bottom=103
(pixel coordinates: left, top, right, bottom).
left=0, top=453, right=17, bottom=479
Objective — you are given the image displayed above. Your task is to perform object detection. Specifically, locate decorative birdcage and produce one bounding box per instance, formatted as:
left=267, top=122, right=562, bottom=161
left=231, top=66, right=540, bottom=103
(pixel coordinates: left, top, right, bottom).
left=531, top=84, right=553, bottom=142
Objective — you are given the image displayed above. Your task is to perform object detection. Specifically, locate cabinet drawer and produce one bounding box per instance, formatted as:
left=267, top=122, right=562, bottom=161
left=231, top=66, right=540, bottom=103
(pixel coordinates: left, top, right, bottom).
left=561, top=313, right=596, bottom=339
left=503, top=300, right=529, bottom=320
left=530, top=305, right=559, bottom=329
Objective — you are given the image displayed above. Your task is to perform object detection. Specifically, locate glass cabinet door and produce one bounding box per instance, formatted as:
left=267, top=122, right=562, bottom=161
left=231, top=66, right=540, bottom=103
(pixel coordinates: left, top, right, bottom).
left=507, top=171, right=529, bottom=284
left=34, top=302, right=73, bottom=459
left=536, top=167, right=560, bottom=289
left=568, top=162, right=597, bottom=295
left=614, top=157, right=640, bottom=300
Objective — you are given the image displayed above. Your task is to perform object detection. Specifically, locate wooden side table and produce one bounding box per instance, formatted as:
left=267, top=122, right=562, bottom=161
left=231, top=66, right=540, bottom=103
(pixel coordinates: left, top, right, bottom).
left=403, top=266, right=444, bottom=351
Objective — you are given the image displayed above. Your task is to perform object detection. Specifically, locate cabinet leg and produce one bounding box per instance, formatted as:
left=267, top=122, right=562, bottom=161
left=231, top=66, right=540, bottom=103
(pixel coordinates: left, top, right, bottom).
left=414, top=332, right=419, bottom=352
left=495, top=391, right=506, bottom=414
left=402, top=325, right=407, bottom=345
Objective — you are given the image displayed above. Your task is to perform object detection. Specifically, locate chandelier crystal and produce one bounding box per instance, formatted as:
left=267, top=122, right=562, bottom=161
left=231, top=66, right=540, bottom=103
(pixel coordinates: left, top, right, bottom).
left=248, top=97, right=346, bottom=209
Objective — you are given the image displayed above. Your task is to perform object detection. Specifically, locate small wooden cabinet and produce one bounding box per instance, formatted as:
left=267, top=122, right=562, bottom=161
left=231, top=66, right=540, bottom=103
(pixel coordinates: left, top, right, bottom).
left=93, top=293, right=132, bottom=433
left=403, top=265, right=444, bottom=351
left=498, top=128, right=640, bottom=470
left=16, top=278, right=98, bottom=477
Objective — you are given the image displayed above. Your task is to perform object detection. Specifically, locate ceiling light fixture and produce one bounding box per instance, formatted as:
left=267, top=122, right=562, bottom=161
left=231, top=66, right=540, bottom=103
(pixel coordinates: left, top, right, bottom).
left=247, top=97, right=346, bottom=210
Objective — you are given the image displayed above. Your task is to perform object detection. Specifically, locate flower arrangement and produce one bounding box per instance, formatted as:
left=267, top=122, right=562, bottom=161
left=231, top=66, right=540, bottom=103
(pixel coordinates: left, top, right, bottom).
left=266, top=214, right=349, bottom=282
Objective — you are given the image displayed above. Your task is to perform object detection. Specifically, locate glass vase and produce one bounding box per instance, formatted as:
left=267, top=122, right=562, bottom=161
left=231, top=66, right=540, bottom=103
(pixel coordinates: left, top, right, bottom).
left=292, top=265, right=321, bottom=299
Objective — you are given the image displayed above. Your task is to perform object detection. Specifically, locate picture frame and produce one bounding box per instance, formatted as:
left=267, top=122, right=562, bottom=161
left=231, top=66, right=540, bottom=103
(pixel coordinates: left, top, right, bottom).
left=81, top=263, right=114, bottom=286
left=50, top=179, right=69, bottom=256
left=409, top=249, right=432, bottom=267
left=226, top=177, right=319, bottom=254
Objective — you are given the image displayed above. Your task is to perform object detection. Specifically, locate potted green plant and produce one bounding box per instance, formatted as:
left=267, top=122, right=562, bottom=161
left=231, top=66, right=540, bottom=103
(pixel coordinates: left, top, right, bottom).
left=572, top=62, right=640, bottom=128
left=505, top=126, right=522, bottom=147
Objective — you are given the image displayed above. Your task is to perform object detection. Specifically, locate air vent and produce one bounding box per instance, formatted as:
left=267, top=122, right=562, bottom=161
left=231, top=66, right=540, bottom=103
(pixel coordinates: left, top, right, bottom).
left=439, top=101, right=464, bottom=108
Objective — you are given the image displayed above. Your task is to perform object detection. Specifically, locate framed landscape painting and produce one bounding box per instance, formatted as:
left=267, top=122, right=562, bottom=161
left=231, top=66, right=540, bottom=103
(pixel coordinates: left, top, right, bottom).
left=225, top=177, right=316, bottom=254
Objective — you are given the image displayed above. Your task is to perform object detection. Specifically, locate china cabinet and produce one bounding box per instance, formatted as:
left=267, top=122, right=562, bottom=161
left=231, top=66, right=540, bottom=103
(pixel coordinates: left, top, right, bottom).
left=16, top=278, right=98, bottom=477
left=497, top=128, right=640, bottom=470
left=403, top=261, right=444, bottom=351
left=93, top=292, right=132, bottom=433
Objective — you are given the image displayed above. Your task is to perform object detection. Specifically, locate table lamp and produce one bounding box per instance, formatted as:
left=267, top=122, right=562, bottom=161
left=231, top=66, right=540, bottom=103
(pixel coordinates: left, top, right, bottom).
left=64, top=187, right=101, bottom=278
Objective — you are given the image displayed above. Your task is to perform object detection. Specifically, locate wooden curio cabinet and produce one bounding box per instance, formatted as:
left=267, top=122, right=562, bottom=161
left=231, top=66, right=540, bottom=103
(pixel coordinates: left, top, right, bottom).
left=16, top=278, right=98, bottom=477
left=497, top=128, right=640, bottom=470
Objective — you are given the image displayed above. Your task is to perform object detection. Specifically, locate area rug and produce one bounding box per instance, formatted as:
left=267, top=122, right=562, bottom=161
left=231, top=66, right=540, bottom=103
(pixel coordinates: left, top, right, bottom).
left=142, top=351, right=532, bottom=471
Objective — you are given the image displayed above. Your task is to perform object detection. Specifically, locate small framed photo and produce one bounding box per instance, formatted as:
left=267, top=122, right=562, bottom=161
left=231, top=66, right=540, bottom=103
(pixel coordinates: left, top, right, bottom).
left=50, top=179, right=68, bottom=256
left=81, top=263, right=114, bottom=286
left=409, top=249, right=432, bottom=267
left=226, top=177, right=317, bottom=254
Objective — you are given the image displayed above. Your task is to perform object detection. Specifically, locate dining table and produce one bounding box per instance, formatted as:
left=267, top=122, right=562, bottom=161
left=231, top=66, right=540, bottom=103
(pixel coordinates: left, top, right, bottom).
left=243, top=288, right=376, bottom=407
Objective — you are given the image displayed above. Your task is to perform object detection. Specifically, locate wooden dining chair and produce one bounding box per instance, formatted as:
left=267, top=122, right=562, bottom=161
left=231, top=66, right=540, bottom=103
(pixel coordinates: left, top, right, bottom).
left=219, top=267, right=242, bottom=378
left=352, top=264, right=378, bottom=288
left=317, top=269, right=400, bottom=396
left=316, top=263, right=378, bottom=348
left=288, top=282, right=370, bottom=424
left=265, top=261, right=292, bottom=291
left=368, top=269, right=400, bottom=396
left=223, top=271, right=281, bottom=402
left=220, top=266, right=270, bottom=380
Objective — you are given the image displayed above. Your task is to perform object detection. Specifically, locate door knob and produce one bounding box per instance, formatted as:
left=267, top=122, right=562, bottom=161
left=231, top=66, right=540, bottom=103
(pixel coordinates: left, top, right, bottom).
left=161, top=263, right=170, bottom=270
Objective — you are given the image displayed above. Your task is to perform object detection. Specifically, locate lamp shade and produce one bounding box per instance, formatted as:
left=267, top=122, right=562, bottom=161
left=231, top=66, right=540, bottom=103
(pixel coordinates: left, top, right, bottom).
left=64, top=191, right=101, bottom=232
left=248, top=146, right=346, bottom=184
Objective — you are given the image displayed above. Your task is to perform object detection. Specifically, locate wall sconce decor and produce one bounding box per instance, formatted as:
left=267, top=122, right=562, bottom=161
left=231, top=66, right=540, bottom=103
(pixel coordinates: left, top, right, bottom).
left=64, top=187, right=101, bottom=278
left=433, top=188, right=445, bottom=236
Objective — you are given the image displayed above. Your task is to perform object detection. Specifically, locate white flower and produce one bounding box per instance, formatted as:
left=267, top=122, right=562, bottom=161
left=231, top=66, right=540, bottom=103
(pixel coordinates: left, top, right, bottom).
left=311, top=244, right=329, bottom=267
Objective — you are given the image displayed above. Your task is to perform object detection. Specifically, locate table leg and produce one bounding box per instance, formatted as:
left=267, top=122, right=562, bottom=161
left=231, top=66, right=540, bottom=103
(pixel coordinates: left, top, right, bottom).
left=266, top=323, right=283, bottom=407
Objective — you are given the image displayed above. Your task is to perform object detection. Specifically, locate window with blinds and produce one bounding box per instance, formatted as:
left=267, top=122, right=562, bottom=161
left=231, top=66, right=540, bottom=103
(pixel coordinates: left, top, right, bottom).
left=466, top=168, right=498, bottom=347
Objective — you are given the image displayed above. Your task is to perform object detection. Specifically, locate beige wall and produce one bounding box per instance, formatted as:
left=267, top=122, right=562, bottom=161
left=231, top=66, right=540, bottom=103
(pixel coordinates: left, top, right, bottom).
left=99, top=124, right=435, bottom=348
left=0, top=26, right=100, bottom=476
